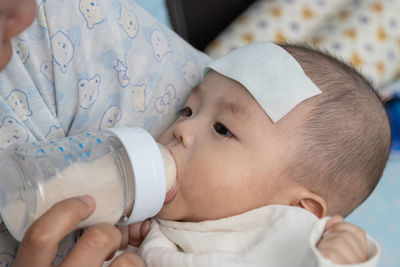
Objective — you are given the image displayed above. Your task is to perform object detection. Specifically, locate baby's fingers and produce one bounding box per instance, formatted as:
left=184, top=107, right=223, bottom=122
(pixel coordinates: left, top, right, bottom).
left=324, top=215, right=344, bottom=231
left=128, top=219, right=151, bottom=247
left=318, top=222, right=368, bottom=264
left=326, top=222, right=367, bottom=252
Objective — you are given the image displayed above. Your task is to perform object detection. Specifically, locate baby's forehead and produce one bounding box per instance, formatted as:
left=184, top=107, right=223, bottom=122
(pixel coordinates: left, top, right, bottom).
left=205, top=42, right=321, bottom=123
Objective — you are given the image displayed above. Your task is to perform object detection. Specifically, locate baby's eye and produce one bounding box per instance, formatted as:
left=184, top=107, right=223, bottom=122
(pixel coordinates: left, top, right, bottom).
left=177, top=107, right=192, bottom=117
left=214, top=122, right=233, bottom=138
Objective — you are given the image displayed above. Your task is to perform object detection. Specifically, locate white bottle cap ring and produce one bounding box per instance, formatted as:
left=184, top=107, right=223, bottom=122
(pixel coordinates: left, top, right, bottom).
left=105, top=127, right=166, bottom=225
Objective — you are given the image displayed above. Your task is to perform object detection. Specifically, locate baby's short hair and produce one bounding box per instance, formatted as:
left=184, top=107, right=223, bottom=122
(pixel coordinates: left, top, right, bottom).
left=280, top=44, right=391, bottom=217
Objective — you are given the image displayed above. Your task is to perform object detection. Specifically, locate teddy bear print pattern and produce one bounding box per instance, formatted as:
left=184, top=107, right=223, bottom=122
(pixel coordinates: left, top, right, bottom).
left=205, top=0, right=400, bottom=89
left=0, top=0, right=209, bottom=149
left=0, top=1, right=209, bottom=264
left=79, top=0, right=104, bottom=29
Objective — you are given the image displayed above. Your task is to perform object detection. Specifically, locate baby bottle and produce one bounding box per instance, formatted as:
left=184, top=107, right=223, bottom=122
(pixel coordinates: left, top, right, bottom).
left=0, top=127, right=176, bottom=241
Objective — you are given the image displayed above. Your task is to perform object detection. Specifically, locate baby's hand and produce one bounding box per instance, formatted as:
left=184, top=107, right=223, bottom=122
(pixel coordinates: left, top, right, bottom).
left=317, top=216, right=368, bottom=264
left=118, top=219, right=152, bottom=248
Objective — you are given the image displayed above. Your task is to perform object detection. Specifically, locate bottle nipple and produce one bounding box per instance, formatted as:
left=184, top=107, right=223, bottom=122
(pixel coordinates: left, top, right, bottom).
left=157, top=144, right=176, bottom=192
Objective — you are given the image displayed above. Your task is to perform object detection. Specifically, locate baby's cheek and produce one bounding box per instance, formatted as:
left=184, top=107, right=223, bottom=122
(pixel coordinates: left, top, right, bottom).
left=186, top=184, right=237, bottom=220
left=0, top=40, right=12, bottom=71
left=156, top=125, right=176, bottom=145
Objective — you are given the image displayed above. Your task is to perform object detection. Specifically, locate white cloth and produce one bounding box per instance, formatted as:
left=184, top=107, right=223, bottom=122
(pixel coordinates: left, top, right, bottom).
left=206, top=42, right=321, bottom=122
left=138, top=205, right=380, bottom=267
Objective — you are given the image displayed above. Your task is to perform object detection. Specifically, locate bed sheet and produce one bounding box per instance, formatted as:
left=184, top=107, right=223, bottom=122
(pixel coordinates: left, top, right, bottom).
left=135, top=0, right=171, bottom=28
left=347, top=154, right=400, bottom=267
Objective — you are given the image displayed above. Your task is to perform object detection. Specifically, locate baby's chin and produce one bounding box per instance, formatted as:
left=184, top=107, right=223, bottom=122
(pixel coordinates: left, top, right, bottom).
left=156, top=201, right=199, bottom=222
left=156, top=203, right=182, bottom=221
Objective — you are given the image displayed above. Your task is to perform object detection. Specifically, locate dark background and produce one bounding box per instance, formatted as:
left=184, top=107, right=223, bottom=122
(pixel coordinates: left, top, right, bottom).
left=167, top=0, right=256, bottom=51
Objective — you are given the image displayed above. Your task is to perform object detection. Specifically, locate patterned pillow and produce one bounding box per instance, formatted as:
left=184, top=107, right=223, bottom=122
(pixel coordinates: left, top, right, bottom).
left=206, top=0, right=400, bottom=89
left=310, top=0, right=400, bottom=88
left=205, top=0, right=351, bottom=58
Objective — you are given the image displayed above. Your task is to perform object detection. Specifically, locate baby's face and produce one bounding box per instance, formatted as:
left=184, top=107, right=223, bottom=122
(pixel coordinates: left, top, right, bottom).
left=157, top=71, right=304, bottom=221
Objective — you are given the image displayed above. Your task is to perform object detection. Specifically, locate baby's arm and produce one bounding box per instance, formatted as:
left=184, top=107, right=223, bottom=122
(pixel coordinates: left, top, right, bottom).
left=317, top=216, right=368, bottom=264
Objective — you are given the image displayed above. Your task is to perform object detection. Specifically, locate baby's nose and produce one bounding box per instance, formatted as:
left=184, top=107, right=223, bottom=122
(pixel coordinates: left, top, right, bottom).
left=172, top=120, right=196, bottom=148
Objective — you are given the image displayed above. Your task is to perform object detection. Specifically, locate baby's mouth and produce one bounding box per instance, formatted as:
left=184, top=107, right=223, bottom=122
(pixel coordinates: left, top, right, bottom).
left=164, top=179, right=177, bottom=204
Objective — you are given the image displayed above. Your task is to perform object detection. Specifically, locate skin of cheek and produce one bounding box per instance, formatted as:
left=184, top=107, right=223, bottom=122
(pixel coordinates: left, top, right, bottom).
left=0, top=0, right=36, bottom=71
left=0, top=17, right=12, bottom=71
left=157, top=142, right=281, bottom=222
left=180, top=161, right=232, bottom=220
left=0, top=40, right=12, bottom=71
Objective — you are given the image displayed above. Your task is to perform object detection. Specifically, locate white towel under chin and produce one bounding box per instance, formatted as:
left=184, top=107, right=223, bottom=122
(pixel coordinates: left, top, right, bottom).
left=137, top=205, right=380, bottom=267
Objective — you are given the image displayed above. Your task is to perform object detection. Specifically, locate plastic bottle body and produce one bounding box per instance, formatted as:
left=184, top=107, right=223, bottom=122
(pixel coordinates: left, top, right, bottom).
left=0, top=131, right=132, bottom=241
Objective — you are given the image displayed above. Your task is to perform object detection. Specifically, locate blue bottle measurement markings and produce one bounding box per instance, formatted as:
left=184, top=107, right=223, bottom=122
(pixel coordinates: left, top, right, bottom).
left=13, top=132, right=103, bottom=161
left=61, top=141, right=90, bottom=160
left=58, top=134, right=102, bottom=160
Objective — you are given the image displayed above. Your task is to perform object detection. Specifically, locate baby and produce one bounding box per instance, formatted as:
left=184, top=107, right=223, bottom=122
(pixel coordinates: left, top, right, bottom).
left=126, top=42, right=390, bottom=267
left=0, top=0, right=389, bottom=265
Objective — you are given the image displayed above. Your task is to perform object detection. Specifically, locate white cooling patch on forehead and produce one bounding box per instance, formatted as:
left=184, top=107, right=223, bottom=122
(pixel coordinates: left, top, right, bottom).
left=206, top=42, right=321, bottom=122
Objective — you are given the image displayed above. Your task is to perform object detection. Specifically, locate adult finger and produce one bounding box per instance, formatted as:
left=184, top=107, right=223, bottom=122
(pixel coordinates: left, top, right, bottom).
left=14, top=196, right=95, bottom=267
left=118, top=225, right=129, bottom=249
left=109, top=252, right=144, bottom=267
left=61, top=223, right=121, bottom=267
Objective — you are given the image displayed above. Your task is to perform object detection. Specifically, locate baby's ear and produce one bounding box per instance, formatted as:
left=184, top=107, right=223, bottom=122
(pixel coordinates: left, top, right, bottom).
left=297, top=195, right=327, bottom=218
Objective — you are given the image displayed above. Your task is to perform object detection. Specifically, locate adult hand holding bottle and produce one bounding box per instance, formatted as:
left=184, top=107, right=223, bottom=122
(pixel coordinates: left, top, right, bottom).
left=14, top=196, right=144, bottom=267
left=0, top=1, right=142, bottom=266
